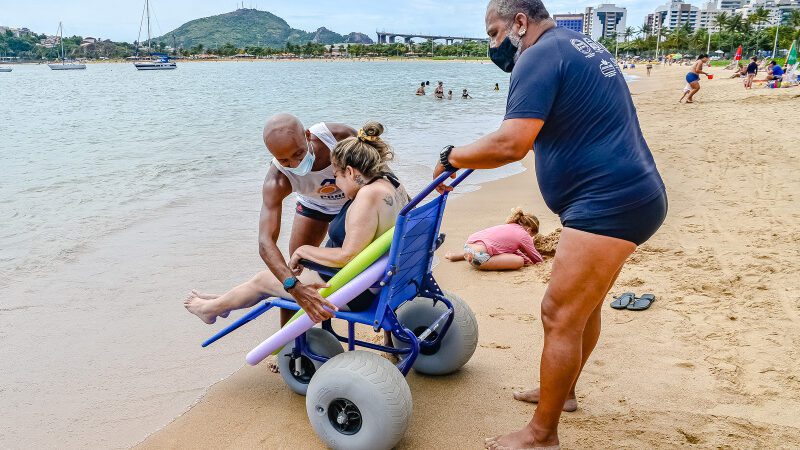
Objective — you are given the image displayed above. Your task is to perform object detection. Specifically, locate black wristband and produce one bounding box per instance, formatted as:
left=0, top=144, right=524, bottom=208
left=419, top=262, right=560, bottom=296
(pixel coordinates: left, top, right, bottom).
left=439, top=145, right=457, bottom=172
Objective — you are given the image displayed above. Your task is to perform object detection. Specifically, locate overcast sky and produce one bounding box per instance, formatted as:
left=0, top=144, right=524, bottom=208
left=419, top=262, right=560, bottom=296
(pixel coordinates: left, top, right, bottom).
left=1, top=0, right=666, bottom=42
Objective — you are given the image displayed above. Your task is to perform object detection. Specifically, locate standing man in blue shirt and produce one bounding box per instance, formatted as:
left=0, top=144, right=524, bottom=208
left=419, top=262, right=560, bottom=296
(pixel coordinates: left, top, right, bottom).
left=434, top=1, right=667, bottom=448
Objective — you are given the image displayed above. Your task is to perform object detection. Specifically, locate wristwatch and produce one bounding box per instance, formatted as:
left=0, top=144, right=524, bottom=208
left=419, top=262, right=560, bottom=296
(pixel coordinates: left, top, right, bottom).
left=283, top=276, right=299, bottom=291
left=439, top=145, right=458, bottom=172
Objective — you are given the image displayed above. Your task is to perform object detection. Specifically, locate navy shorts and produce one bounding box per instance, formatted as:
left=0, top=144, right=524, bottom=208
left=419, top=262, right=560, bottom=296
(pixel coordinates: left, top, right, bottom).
left=686, top=72, right=700, bottom=83
left=562, top=190, right=668, bottom=246
left=296, top=203, right=337, bottom=223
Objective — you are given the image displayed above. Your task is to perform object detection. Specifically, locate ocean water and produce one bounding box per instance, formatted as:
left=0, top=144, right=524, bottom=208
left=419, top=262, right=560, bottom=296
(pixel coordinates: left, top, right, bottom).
left=0, top=60, right=520, bottom=449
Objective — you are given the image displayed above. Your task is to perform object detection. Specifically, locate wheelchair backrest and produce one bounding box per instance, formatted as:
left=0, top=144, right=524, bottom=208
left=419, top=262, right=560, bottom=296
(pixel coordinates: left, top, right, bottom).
left=374, top=194, right=447, bottom=321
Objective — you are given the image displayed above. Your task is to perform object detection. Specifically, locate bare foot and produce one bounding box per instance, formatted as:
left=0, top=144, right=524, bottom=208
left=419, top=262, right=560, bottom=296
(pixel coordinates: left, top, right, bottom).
left=444, top=252, right=464, bottom=262
left=265, top=355, right=280, bottom=373
left=190, top=290, right=229, bottom=318
left=184, top=294, right=218, bottom=324
left=484, top=427, right=559, bottom=449
left=513, top=388, right=578, bottom=412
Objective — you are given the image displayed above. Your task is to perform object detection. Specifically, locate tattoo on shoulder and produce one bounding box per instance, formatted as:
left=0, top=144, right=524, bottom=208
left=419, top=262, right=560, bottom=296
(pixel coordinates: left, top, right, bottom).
left=383, top=195, right=394, bottom=206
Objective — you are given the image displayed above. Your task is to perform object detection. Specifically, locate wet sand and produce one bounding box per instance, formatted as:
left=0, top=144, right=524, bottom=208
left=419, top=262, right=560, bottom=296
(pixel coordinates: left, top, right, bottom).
left=138, top=65, right=800, bottom=449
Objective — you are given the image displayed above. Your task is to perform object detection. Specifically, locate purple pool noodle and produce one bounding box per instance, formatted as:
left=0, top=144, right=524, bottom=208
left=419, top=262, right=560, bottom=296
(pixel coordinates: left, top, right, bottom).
left=245, top=255, right=389, bottom=366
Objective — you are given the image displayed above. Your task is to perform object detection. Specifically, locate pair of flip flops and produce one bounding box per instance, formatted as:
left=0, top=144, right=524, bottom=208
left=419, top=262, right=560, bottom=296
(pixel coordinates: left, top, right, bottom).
left=610, top=292, right=656, bottom=311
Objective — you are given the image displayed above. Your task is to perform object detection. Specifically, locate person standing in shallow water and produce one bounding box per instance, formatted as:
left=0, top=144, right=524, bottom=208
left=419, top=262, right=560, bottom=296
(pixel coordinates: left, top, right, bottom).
left=433, top=0, right=667, bottom=448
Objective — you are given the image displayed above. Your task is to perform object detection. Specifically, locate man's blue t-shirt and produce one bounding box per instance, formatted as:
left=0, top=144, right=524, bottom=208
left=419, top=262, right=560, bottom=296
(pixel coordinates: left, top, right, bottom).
left=505, top=27, right=664, bottom=220
left=772, top=65, right=784, bottom=77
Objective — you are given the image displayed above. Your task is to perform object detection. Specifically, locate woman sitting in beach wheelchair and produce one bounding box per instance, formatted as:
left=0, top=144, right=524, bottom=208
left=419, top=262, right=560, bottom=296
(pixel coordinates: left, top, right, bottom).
left=190, top=122, right=478, bottom=450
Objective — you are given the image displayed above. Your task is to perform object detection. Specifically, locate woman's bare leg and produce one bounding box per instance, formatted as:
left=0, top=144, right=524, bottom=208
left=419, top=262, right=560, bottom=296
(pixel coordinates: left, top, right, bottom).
left=486, top=228, right=635, bottom=449
left=477, top=253, right=525, bottom=271
left=185, top=270, right=285, bottom=324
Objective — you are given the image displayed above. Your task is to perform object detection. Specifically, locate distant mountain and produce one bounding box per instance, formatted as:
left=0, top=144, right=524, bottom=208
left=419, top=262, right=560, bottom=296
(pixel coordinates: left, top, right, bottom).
left=345, top=32, right=374, bottom=44
left=155, top=9, right=365, bottom=49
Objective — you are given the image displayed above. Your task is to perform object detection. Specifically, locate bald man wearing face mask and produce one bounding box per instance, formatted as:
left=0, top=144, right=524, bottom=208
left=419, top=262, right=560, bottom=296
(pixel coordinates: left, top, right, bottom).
left=260, top=114, right=357, bottom=326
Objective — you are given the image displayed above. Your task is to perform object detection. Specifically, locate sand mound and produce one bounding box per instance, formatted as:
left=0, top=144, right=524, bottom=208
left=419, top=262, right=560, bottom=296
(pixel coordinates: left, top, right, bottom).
left=534, top=228, right=561, bottom=257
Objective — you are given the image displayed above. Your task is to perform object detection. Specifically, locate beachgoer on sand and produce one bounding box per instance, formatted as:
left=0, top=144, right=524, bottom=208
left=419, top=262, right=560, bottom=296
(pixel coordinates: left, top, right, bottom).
left=185, top=121, right=409, bottom=335
left=745, top=57, right=758, bottom=89
left=679, top=83, right=692, bottom=103
left=767, top=61, right=784, bottom=87
left=445, top=208, right=543, bottom=270
left=434, top=1, right=666, bottom=448
left=682, top=54, right=711, bottom=104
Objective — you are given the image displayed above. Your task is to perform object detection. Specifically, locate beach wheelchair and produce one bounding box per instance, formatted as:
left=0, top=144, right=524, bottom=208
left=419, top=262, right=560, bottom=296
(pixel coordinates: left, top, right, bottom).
left=202, top=170, right=479, bottom=450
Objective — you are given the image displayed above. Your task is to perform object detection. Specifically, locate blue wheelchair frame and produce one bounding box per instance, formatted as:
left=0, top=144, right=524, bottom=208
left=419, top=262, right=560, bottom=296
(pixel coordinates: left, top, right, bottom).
left=202, top=169, right=473, bottom=376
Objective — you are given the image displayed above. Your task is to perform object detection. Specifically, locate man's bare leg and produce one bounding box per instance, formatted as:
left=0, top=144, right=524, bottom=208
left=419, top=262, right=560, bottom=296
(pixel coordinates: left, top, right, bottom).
left=486, top=228, right=635, bottom=449
left=513, top=266, right=625, bottom=412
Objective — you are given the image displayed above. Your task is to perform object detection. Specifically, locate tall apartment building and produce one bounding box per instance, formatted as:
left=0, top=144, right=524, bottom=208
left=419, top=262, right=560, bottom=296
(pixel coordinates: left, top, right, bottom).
left=698, top=0, right=723, bottom=30
left=736, top=0, right=800, bottom=28
left=719, top=0, right=745, bottom=11
left=553, top=13, right=587, bottom=34
left=584, top=4, right=628, bottom=42
left=648, top=0, right=700, bottom=33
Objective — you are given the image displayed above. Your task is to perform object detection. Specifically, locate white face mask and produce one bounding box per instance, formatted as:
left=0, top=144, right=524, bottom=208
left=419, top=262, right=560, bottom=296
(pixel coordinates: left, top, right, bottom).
left=279, top=137, right=316, bottom=176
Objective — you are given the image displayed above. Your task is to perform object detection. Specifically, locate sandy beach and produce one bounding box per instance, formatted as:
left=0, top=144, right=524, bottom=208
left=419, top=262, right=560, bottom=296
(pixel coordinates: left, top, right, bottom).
left=137, top=65, right=800, bottom=449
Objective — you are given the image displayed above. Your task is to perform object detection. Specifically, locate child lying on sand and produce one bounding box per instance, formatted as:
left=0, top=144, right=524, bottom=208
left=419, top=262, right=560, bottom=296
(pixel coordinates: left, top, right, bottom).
left=445, top=208, right=543, bottom=271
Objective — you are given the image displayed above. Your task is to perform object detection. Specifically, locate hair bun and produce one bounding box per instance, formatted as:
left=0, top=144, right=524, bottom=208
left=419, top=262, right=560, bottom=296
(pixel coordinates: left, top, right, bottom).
left=361, top=121, right=384, bottom=138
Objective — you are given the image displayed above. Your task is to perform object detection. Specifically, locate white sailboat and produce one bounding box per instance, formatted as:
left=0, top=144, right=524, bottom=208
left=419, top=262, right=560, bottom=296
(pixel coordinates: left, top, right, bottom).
left=48, top=22, right=86, bottom=70
left=134, top=0, right=176, bottom=70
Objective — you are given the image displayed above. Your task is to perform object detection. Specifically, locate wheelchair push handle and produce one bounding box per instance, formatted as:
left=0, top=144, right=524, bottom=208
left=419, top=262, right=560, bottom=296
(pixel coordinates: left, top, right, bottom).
left=399, top=169, right=474, bottom=216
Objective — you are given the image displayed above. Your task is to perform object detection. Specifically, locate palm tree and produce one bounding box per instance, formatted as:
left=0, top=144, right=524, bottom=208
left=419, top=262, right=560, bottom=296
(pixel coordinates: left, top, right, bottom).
left=748, top=6, right=770, bottom=28
left=624, top=26, right=636, bottom=42
left=714, top=11, right=729, bottom=33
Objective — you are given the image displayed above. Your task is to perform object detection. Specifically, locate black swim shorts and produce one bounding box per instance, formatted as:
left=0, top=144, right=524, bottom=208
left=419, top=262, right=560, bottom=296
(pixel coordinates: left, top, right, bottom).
left=561, top=190, right=668, bottom=246
left=296, top=203, right=337, bottom=223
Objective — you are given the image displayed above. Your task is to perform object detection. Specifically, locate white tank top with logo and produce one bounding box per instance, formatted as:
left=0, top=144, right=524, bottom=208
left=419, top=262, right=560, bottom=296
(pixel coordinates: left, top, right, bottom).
left=271, top=122, right=348, bottom=215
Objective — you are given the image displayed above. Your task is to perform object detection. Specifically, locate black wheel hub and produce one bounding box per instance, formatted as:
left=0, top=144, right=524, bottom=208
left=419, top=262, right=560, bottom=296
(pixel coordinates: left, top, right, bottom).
left=328, top=398, right=362, bottom=435
left=413, top=326, right=441, bottom=355
left=289, top=355, right=316, bottom=384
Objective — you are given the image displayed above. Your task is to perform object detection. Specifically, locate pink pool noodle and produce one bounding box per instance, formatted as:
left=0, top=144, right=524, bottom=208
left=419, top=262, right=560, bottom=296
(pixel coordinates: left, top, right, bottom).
left=245, top=255, right=389, bottom=366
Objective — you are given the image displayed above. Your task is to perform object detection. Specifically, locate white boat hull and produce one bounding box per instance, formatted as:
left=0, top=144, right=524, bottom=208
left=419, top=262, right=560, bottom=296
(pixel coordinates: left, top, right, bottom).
left=134, top=62, right=177, bottom=70
left=48, top=64, right=86, bottom=70
left=0, top=68, right=11, bottom=72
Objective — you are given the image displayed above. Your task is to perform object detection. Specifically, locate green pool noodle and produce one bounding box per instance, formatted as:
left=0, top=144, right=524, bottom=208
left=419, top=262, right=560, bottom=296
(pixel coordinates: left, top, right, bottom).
left=271, top=226, right=395, bottom=355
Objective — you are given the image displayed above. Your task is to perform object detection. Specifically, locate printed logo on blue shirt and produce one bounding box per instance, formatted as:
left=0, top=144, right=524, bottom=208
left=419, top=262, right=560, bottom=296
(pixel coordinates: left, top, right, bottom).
left=584, top=38, right=607, bottom=55
left=599, top=60, right=617, bottom=78
left=571, top=39, right=595, bottom=58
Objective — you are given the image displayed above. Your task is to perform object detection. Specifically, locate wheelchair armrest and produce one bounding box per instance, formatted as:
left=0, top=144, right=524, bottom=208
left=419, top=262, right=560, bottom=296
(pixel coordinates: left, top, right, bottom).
left=435, top=233, right=446, bottom=250
left=299, top=259, right=340, bottom=278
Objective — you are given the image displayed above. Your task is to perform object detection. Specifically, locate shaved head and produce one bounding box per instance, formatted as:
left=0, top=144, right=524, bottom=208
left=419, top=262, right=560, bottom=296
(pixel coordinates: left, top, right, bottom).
left=263, top=113, right=309, bottom=168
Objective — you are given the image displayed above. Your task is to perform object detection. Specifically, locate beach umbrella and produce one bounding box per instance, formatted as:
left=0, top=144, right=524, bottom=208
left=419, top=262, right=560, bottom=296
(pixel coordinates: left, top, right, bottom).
left=714, top=49, right=724, bottom=54
left=673, top=53, right=683, bottom=59
left=787, top=41, right=797, bottom=66
left=734, top=45, right=742, bottom=61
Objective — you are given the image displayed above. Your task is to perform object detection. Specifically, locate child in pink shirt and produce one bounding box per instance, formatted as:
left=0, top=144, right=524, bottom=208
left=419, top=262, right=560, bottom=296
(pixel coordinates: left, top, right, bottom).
left=445, top=208, right=543, bottom=271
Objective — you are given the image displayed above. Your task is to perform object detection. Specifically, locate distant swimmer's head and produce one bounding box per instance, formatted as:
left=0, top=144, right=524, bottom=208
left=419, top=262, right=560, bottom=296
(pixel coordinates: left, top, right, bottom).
left=507, top=207, right=540, bottom=236
left=263, top=114, right=314, bottom=174
left=485, top=0, right=551, bottom=72
left=331, top=121, right=394, bottom=199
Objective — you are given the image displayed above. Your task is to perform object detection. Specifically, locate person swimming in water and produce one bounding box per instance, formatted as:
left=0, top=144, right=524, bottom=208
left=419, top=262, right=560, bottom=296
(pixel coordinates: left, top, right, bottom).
left=462, top=88, right=472, bottom=99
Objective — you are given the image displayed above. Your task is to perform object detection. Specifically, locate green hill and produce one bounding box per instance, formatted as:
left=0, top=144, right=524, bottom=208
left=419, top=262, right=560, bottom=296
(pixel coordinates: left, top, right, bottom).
left=155, top=8, right=354, bottom=49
